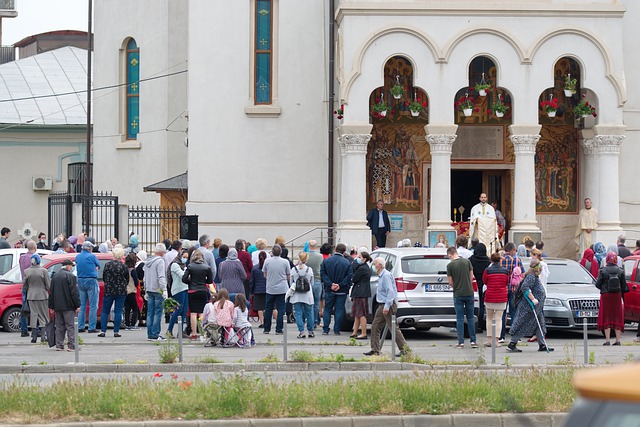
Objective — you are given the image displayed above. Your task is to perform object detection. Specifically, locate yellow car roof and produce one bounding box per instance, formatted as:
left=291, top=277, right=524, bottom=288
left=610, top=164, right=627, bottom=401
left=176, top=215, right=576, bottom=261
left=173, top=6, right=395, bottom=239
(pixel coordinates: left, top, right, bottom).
left=574, top=363, right=640, bottom=403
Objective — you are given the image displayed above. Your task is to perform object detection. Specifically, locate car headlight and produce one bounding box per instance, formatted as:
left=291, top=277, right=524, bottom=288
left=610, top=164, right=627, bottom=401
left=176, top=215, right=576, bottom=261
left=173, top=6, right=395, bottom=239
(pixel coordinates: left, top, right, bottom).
left=544, top=298, right=563, bottom=307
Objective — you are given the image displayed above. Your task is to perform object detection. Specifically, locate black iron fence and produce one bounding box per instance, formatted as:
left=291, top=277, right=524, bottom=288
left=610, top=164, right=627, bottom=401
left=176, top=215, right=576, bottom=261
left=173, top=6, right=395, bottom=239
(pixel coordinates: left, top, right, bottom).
left=83, top=192, right=119, bottom=245
left=128, top=206, right=185, bottom=253
left=47, top=191, right=72, bottom=241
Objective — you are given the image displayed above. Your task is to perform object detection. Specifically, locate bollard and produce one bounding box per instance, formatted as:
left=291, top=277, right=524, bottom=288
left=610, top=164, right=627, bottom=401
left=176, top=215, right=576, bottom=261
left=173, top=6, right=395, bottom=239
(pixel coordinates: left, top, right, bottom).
left=283, top=312, right=288, bottom=362
left=491, top=319, right=496, bottom=365
left=583, top=317, right=588, bottom=364
left=178, top=316, right=183, bottom=363
left=391, top=313, right=397, bottom=361
left=74, top=316, right=79, bottom=363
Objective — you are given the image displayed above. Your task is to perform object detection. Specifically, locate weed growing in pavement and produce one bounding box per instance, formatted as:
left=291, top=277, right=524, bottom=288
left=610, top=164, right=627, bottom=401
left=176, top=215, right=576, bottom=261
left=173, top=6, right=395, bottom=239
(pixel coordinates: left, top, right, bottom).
left=158, top=339, right=179, bottom=364
left=289, top=350, right=314, bottom=362
left=198, top=356, right=223, bottom=364
left=112, top=359, right=126, bottom=365
left=259, top=353, right=279, bottom=363
left=504, top=356, right=511, bottom=367
left=37, top=361, right=47, bottom=365
left=364, top=354, right=391, bottom=362
left=265, top=339, right=275, bottom=346
left=135, top=360, right=148, bottom=364
left=552, top=342, right=577, bottom=365
left=474, top=350, right=486, bottom=367
left=624, top=353, right=636, bottom=363
left=399, top=349, right=426, bottom=364
left=588, top=351, right=595, bottom=365
left=288, top=350, right=355, bottom=362
left=0, top=369, right=577, bottom=422
left=20, top=361, right=27, bottom=366
left=622, top=342, right=633, bottom=346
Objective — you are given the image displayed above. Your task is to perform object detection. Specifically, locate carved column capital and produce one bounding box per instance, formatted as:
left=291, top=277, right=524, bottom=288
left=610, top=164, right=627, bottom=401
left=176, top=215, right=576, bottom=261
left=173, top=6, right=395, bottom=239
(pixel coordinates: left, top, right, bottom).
left=594, top=134, right=624, bottom=155
left=338, top=133, right=370, bottom=156
left=579, top=138, right=597, bottom=156
left=509, top=134, right=540, bottom=155
left=426, top=134, right=456, bottom=154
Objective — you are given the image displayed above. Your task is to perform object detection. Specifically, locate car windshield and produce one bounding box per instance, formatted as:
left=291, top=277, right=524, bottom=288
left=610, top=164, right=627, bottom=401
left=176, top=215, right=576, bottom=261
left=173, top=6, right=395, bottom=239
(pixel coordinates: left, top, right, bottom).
left=523, top=261, right=594, bottom=284
left=401, top=256, right=449, bottom=274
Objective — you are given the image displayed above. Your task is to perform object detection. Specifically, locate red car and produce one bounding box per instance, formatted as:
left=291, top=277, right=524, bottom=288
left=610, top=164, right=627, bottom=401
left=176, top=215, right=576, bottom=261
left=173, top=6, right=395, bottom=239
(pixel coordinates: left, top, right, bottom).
left=622, top=255, right=640, bottom=325
left=0, top=252, right=114, bottom=332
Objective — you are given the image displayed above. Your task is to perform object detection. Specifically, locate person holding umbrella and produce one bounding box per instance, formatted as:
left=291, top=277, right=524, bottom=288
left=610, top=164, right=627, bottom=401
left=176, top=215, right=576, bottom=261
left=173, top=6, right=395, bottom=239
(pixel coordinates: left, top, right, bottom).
left=506, top=258, right=554, bottom=353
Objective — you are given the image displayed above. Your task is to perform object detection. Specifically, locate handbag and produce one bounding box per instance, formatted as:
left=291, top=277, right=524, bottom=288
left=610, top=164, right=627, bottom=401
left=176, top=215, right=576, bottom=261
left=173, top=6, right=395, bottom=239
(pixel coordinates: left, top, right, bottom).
left=44, top=318, right=56, bottom=348
left=20, top=300, right=30, bottom=316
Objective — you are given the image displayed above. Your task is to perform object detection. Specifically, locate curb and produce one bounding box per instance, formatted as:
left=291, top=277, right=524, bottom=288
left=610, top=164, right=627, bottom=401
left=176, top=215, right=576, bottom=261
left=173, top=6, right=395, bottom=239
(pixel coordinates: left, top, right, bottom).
left=8, top=413, right=569, bottom=427
left=1, top=362, right=588, bottom=374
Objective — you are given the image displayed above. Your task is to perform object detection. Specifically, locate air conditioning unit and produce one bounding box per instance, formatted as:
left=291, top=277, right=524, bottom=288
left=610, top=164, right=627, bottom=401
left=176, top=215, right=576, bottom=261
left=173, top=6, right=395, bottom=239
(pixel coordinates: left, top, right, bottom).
left=32, top=176, right=52, bottom=191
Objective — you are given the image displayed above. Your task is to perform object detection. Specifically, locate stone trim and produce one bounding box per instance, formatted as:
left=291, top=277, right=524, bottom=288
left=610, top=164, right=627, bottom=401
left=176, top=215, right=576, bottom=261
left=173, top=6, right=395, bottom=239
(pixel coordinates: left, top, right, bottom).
left=509, top=134, right=540, bottom=154
left=338, top=133, right=370, bottom=155
left=594, top=134, right=624, bottom=154
left=580, top=138, right=597, bottom=157
left=426, top=134, right=456, bottom=154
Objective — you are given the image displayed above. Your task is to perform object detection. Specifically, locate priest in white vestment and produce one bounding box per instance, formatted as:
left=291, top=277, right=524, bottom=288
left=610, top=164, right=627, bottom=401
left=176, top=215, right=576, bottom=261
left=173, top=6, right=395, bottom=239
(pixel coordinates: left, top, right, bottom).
left=575, top=197, right=598, bottom=255
left=468, top=193, right=499, bottom=253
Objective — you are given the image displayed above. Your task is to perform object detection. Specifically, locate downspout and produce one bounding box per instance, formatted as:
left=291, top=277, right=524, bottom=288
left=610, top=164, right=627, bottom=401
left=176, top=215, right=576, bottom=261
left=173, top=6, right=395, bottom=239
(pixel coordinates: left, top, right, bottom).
left=327, top=0, right=335, bottom=245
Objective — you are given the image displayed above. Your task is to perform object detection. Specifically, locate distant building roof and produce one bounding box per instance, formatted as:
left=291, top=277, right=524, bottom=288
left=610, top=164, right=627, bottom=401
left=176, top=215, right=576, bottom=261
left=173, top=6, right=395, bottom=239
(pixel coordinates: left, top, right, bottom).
left=143, top=173, right=188, bottom=192
left=13, top=30, right=89, bottom=48
left=0, top=46, right=90, bottom=125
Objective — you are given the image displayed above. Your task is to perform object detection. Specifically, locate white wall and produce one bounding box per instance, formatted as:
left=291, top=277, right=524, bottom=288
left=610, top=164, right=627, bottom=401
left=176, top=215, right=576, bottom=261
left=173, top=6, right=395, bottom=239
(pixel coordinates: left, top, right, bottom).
left=93, top=0, right=188, bottom=207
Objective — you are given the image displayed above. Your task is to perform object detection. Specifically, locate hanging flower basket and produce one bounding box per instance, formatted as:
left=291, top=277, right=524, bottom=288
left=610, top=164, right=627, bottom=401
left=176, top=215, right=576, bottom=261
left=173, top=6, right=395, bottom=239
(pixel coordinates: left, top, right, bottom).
left=573, top=94, right=597, bottom=118
left=411, top=110, right=420, bottom=117
left=475, top=73, right=491, bottom=97
left=540, top=94, right=558, bottom=118
left=495, top=111, right=504, bottom=118
left=405, top=96, right=427, bottom=118
left=456, top=93, right=476, bottom=117
left=564, top=74, right=577, bottom=98
left=390, top=75, right=406, bottom=99
left=490, top=94, right=509, bottom=118
left=372, top=94, right=389, bottom=119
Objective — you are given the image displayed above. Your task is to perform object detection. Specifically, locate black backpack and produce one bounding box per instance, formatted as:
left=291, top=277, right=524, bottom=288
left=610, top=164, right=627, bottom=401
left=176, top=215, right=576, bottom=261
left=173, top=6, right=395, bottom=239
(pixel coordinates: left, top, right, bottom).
left=513, top=279, right=526, bottom=308
left=294, top=267, right=311, bottom=292
left=607, top=271, right=621, bottom=293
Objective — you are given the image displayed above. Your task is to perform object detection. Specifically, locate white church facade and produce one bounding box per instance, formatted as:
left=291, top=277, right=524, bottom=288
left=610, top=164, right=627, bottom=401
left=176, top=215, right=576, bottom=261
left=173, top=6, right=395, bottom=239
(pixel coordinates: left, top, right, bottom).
left=92, top=0, right=640, bottom=258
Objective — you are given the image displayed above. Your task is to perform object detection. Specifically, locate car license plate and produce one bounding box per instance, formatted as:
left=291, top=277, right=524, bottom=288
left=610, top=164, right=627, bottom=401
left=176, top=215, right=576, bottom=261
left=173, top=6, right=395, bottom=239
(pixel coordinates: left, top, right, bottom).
left=425, top=283, right=450, bottom=292
left=576, top=310, right=598, bottom=317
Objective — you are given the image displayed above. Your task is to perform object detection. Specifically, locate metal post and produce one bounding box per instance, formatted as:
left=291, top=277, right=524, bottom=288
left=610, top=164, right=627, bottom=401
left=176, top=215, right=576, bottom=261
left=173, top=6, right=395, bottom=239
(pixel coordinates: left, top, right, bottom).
left=74, top=316, right=79, bottom=364
left=178, top=316, right=183, bottom=363
left=391, top=314, right=397, bottom=361
left=283, top=313, right=288, bottom=362
left=583, top=317, right=588, bottom=364
left=491, top=319, right=496, bottom=365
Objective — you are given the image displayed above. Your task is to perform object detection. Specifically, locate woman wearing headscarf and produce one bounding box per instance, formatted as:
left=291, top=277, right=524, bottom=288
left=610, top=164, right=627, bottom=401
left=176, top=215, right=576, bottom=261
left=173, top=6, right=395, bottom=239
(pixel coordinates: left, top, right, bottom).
left=23, top=254, right=50, bottom=343
left=602, top=244, right=623, bottom=268
left=218, top=248, right=247, bottom=300
left=580, top=247, right=600, bottom=278
left=506, top=258, right=554, bottom=353
left=595, top=251, right=628, bottom=345
left=470, top=243, right=491, bottom=333
left=593, top=242, right=607, bottom=269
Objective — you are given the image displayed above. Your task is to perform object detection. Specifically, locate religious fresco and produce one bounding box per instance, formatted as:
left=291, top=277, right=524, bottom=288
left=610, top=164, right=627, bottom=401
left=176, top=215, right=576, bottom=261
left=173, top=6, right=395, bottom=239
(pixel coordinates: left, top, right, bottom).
left=535, top=125, right=579, bottom=213
left=366, top=56, right=429, bottom=213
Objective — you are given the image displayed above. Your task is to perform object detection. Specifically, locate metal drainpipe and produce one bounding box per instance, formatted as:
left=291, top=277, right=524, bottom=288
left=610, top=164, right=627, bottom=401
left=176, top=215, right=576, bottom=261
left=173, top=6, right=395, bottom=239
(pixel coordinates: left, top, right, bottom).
left=327, top=0, right=335, bottom=246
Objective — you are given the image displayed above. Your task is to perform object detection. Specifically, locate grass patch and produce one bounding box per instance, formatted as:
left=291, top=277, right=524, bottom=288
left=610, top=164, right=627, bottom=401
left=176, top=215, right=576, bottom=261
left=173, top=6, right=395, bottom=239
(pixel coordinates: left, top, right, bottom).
left=158, top=339, right=180, bottom=364
left=258, top=353, right=279, bottom=363
left=112, top=359, right=126, bottom=365
left=198, top=356, right=223, bottom=364
left=0, top=369, right=577, bottom=423
left=289, top=350, right=356, bottom=363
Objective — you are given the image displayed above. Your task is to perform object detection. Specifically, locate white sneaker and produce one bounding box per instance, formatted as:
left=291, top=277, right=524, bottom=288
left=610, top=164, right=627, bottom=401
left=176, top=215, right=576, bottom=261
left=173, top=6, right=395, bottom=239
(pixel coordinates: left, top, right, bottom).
left=157, top=336, right=166, bottom=341
left=498, top=338, right=505, bottom=343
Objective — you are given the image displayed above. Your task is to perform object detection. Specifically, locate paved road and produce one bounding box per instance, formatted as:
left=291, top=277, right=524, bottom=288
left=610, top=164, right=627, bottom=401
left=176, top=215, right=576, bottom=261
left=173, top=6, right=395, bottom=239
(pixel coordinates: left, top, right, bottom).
left=1, top=321, right=638, bottom=368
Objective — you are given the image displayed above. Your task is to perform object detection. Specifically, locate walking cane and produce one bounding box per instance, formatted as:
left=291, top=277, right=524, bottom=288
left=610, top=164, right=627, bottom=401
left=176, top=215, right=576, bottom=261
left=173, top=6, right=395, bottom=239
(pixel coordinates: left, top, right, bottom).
left=525, top=295, right=549, bottom=353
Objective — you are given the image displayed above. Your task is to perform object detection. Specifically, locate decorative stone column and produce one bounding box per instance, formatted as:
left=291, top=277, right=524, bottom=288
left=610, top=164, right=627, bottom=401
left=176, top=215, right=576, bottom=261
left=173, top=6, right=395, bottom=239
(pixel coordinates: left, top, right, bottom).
left=508, top=124, right=541, bottom=242
left=425, top=124, right=457, bottom=245
left=593, top=128, right=624, bottom=244
left=579, top=129, right=598, bottom=206
left=336, top=124, right=372, bottom=247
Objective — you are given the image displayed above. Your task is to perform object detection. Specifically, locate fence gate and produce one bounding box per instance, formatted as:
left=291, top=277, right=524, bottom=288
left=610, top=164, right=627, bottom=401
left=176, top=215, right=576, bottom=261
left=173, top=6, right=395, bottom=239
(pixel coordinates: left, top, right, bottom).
left=128, top=206, right=185, bottom=252
left=82, top=192, right=119, bottom=245
left=47, top=192, right=72, bottom=241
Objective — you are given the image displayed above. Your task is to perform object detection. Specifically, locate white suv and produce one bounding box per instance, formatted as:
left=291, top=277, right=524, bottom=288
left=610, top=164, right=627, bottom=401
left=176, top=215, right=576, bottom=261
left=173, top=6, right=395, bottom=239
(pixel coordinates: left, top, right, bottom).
left=0, top=248, right=53, bottom=277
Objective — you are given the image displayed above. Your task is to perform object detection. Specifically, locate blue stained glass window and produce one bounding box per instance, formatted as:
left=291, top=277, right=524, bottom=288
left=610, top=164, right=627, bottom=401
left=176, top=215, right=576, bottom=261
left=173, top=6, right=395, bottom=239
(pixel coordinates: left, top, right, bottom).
left=126, top=39, right=140, bottom=139
left=255, top=0, right=272, bottom=104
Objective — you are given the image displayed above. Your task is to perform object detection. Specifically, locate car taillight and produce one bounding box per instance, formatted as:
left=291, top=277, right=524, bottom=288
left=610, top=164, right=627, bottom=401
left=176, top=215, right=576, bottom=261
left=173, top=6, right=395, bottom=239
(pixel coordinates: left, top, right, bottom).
left=396, top=278, right=418, bottom=292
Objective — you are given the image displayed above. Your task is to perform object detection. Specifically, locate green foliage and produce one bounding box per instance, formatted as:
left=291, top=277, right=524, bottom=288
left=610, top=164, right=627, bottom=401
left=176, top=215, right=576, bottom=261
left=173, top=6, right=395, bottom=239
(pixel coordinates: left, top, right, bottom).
left=258, top=353, right=279, bottom=363
left=157, top=339, right=179, bottom=364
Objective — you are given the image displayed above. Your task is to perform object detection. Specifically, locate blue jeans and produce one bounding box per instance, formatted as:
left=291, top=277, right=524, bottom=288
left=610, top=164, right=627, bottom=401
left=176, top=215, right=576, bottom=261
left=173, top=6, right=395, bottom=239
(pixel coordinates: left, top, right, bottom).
left=100, top=295, right=126, bottom=333
left=77, top=277, right=99, bottom=330
left=323, top=292, right=347, bottom=334
left=312, top=280, right=322, bottom=326
left=500, top=289, right=517, bottom=339
left=146, top=292, right=164, bottom=339
left=294, top=302, right=314, bottom=332
left=20, top=291, right=28, bottom=333
left=454, top=295, right=476, bottom=344
left=168, top=290, right=189, bottom=334
left=263, top=293, right=286, bottom=333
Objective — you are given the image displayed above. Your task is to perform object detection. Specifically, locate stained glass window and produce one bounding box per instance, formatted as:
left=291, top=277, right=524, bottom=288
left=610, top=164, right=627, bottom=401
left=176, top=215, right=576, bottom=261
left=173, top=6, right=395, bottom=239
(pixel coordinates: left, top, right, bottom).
left=255, top=0, right=272, bottom=104
left=126, top=39, right=140, bottom=139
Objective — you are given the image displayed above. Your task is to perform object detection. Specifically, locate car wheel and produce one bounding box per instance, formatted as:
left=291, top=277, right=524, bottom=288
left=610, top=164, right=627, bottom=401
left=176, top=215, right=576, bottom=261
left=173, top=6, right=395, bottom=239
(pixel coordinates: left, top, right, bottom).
left=1, top=307, right=21, bottom=333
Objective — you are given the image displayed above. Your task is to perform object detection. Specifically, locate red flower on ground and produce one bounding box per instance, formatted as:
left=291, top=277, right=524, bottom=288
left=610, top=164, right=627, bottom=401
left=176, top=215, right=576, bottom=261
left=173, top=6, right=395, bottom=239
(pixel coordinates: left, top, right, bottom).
left=154, top=372, right=163, bottom=378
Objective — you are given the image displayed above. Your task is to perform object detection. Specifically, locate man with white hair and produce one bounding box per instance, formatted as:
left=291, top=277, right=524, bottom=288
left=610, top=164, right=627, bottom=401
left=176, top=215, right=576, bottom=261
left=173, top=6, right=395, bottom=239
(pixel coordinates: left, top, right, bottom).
left=306, top=240, right=324, bottom=326
left=617, top=235, right=631, bottom=259
left=143, top=243, right=168, bottom=341
left=198, top=234, right=217, bottom=278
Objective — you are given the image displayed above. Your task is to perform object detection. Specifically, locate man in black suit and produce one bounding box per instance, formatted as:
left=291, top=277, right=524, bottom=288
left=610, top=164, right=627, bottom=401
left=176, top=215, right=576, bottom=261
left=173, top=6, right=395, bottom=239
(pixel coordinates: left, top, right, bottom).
left=366, top=200, right=391, bottom=248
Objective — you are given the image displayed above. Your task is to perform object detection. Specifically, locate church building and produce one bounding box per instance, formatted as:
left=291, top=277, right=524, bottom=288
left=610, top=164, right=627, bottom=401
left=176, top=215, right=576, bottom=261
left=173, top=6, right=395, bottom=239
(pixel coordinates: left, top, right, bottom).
left=92, top=0, right=639, bottom=258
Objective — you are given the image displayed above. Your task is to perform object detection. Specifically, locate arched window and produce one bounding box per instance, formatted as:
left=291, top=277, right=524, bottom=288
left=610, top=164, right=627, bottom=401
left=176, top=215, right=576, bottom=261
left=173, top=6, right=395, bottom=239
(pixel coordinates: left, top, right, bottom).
left=126, top=39, right=140, bottom=139
left=255, top=0, right=272, bottom=104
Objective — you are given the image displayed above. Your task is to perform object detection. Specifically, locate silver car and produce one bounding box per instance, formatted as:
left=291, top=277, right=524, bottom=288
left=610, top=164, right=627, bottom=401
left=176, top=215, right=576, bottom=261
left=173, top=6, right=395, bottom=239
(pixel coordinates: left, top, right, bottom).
left=346, top=247, right=477, bottom=331
left=521, top=258, right=600, bottom=329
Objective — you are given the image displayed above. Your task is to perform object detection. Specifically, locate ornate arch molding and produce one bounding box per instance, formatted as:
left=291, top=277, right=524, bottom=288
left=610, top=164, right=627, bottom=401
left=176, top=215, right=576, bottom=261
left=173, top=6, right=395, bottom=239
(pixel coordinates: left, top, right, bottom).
left=342, top=26, right=438, bottom=103
left=530, top=28, right=625, bottom=106
left=442, top=27, right=526, bottom=64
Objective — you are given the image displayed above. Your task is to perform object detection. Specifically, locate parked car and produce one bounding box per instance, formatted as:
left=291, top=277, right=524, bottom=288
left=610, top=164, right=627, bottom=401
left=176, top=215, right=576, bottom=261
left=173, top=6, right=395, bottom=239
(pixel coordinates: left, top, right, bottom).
left=345, top=247, right=477, bottom=331
left=520, top=258, right=601, bottom=330
left=0, top=248, right=52, bottom=276
left=622, top=255, right=640, bottom=325
left=0, top=252, right=114, bottom=332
